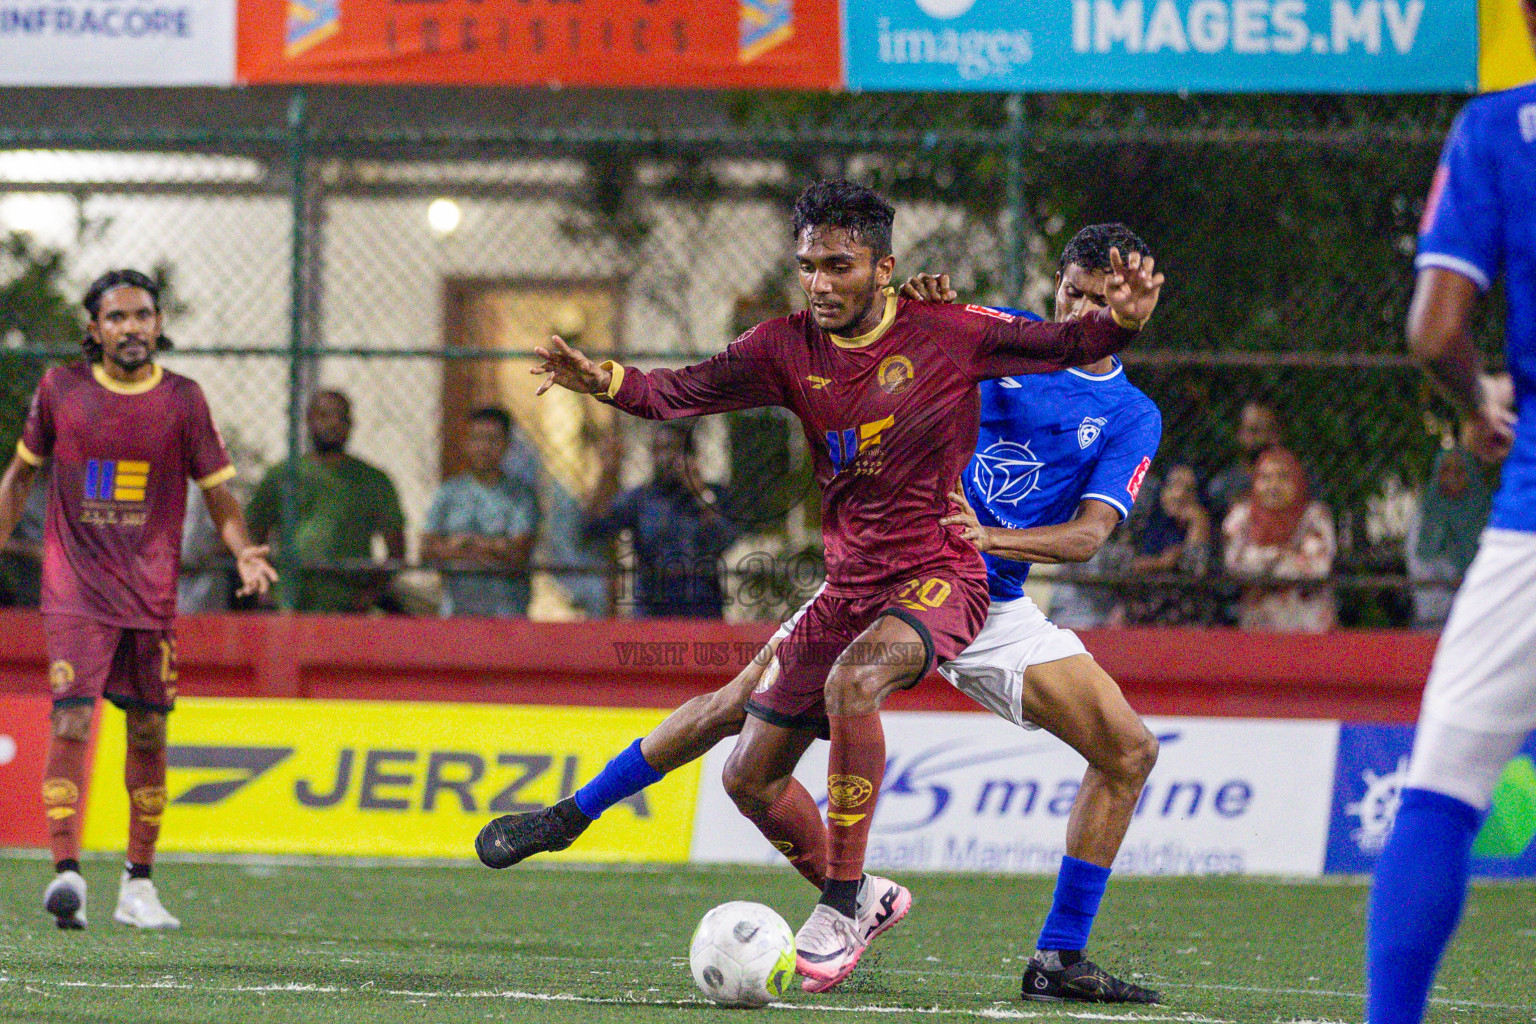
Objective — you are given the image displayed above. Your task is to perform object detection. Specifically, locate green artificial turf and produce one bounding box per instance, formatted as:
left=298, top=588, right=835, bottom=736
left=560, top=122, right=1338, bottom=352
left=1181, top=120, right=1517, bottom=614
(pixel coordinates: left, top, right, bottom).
left=0, top=855, right=1531, bottom=1023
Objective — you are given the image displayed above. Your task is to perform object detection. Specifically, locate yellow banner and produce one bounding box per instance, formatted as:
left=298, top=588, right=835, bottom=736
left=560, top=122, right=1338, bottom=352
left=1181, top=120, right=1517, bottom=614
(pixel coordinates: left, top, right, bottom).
left=1481, top=0, right=1536, bottom=91
left=84, top=699, right=699, bottom=861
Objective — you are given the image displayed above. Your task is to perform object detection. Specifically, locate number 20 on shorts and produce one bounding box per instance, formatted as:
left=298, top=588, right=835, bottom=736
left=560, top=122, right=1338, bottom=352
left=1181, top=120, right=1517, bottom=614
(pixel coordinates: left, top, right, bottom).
left=896, top=577, right=951, bottom=611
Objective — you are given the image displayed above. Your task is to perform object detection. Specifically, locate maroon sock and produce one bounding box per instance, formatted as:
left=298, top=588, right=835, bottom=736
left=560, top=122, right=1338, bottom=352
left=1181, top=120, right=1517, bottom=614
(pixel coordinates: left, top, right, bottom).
left=42, top=736, right=90, bottom=866
left=743, top=778, right=827, bottom=888
left=825, top=712, right=885, bottom=884
left=125, top=743, right=168, bottom=867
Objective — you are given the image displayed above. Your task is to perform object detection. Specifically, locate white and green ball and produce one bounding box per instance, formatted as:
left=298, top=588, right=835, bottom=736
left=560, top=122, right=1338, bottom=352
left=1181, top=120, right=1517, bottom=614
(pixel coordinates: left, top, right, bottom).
left=688, top=901, right=797, bottom=1008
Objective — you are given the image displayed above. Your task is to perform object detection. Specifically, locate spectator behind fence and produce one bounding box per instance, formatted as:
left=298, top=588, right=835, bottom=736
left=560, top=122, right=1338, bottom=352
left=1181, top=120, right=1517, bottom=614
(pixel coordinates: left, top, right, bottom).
left=0, top=462, right=46, bottom=607
left=1406, top=443, right=1496, bottom=630
left=1222, top=447, right=1337, bottom=632
left=247, top=389, right=406, bottom=613
left=421, top=406, right=539, bottom=618
left=1122, top=464, right=1216, bottom=625
left=584, top=422, right=740, bottom=618
left=1205, top=400, right=1282, bottom=522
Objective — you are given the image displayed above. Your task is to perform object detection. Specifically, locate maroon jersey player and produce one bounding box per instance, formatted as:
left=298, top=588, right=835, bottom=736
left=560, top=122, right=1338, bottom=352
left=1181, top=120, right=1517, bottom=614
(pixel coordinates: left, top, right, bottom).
left=0, top=270, right=277, bottom=931
left=531, top=181, right=1162, bottom=990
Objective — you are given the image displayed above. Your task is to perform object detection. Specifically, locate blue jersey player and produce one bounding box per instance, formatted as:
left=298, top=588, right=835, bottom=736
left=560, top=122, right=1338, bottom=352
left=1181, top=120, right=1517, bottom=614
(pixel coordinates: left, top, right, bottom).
left=475, top=224, right=1164, bottom=1005
left=1368, top=11, right=1536, bottom=1023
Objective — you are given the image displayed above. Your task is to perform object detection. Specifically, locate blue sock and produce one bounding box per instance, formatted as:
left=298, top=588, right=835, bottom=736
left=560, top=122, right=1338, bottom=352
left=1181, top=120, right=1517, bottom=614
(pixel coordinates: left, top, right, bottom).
left=1367, top=787, right=1483, bottom=1024
left=572, top=738, right=664, bottom=820
left=1037, top=855, right=1112, bottom=951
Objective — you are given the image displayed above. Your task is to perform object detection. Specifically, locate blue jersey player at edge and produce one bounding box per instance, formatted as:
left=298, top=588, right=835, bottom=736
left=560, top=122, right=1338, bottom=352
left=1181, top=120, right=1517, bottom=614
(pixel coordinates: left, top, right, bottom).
left=1367, top=7, right=1536, bottom=1023
left=476, top=224, right=1165, bottom=1005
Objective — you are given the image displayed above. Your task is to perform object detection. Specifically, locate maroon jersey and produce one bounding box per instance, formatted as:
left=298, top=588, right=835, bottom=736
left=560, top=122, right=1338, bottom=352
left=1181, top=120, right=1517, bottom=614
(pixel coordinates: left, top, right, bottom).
left=17, top=362, right=235, bottom=628
left=600, top=296, right=1136, bottom=594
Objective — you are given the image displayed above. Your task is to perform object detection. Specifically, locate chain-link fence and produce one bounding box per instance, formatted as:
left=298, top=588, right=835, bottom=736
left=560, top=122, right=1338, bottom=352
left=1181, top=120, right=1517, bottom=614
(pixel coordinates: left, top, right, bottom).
left=0, top=88, right=1495, bottom=628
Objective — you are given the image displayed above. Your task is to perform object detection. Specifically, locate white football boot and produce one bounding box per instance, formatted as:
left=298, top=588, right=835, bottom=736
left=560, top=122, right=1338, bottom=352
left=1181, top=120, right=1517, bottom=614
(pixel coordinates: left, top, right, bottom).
left=854, top=874, right=912, bottom=945
left=794, top=903, right=866, bottom=993
left=43, top=870, right=87, bottom=930
left=113, top=873, right=181, bottom=930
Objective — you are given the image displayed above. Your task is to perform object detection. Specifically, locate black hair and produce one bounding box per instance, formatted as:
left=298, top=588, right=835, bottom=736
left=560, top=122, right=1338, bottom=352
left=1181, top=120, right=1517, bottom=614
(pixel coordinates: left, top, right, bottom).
left=791, top=180, right=896, bottom=259
left=468, top=405, right=513, bottom=436
left=81, top=269, right=173, bottom=363
left=1058, top=223, right=1152, bottom=274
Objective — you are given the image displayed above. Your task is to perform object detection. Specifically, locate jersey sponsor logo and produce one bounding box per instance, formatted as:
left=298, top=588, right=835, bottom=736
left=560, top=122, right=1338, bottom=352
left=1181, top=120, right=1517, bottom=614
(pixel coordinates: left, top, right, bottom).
left=970, top=440, right=1044, bottom=506
left=1077, top=416, right=1107, bottom=449
left=84, top=459, right=150, bottom=503
left=1127, top=456, right=1152, bottom=501
left=805, top=375, right=832, bottom=390
left=877, top=354, right=916, bottom=395
left=963, top=304, right=1015, bottom=323
left=825, top=415, right=896, bottom=476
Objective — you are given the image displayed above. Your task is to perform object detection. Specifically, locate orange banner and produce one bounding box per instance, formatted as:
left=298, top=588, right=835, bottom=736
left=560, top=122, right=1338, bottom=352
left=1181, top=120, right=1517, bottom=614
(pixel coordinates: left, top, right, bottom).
left=238, top=0, right=841, bottom=89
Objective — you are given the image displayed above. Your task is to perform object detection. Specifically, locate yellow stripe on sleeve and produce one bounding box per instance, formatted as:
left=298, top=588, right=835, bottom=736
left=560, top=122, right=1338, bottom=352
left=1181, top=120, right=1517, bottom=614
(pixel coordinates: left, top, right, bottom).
left=15, top=440, right=44, bottom=467
left=196, top=465, right=237, bottom=490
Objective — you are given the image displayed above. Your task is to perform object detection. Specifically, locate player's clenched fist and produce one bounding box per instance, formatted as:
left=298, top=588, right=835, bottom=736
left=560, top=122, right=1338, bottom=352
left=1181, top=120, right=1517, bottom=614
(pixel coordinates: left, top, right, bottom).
left=532, top=335, right=613, bottom=396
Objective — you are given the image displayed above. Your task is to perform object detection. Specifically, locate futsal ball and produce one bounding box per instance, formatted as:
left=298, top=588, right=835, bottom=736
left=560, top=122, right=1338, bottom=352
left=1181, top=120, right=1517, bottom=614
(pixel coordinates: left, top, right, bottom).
left=688, top=901, right=797, bottom=1008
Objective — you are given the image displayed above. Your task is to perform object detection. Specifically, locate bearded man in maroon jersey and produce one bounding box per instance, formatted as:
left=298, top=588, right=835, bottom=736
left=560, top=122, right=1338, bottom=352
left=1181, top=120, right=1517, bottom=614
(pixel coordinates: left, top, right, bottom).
left=531, top=181, right=1162, bottom=990
left=0, top=269, right=277, bottom=931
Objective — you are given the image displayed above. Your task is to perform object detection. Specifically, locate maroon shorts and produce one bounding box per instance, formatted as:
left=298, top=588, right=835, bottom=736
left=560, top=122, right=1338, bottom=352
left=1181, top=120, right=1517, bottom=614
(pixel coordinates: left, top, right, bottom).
left=745, top=571, right=988, bottom=738
left=45, top=615, right=178, bottom=713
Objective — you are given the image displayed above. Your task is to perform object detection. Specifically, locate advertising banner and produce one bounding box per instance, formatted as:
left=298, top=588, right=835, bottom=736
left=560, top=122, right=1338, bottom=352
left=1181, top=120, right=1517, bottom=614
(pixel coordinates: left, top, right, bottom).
left=844, top=0, right=1477, bottom=93
left=0, top=0, right=236, bottom=86
left=1325, top=724, right=1536, bottom=877
left=691, top=713, right=1340, bottom=876
left=0, top=695, right=57, bottom=849
left=237, top=0, right=841, bottom=89
left=1480, top=0, right=1536, bottom=92
left=81, top=698, right=701, bottom=861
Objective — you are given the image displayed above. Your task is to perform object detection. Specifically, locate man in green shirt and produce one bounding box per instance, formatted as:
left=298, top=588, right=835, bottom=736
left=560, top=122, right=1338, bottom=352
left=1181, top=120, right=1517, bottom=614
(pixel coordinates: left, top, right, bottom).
left=247, top=390, right=405, bottom=613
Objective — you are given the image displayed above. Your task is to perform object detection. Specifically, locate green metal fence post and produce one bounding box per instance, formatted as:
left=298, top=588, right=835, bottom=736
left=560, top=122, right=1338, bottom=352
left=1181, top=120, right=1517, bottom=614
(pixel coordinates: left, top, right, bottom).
left=279, top=87, right=310, bottom=612
left=1003, top=92, right=1026, bottom=308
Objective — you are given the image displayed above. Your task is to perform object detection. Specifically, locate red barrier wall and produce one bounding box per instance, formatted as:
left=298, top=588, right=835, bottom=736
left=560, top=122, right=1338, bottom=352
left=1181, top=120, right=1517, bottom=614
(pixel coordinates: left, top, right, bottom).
left=0, top=610, right=1437, bottom=722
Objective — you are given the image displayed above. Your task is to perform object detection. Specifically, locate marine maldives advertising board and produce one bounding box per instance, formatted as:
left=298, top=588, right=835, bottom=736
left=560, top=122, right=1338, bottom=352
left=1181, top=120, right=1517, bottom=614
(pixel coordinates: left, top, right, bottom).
left=844, top=0, right=1478, bottom=92
left=691, top=713, right=1342, bottom=877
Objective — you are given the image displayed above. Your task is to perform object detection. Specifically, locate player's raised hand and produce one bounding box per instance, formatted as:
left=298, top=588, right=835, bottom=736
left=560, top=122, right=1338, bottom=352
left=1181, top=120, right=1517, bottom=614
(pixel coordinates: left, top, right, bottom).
left=235, top=544, right=279, bottom=598
left=1105, top=247, right=1164, bottom=330
left=940, top=486, right=993, bottom=553
left=900, top=273, right=958, bottom=304
left=531, top=335, right=612, bottom=396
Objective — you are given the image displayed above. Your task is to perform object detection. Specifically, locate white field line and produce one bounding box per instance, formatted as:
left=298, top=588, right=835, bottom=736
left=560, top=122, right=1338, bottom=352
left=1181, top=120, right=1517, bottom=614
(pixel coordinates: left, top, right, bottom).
left=0, top=976, right=1235, bottom=1021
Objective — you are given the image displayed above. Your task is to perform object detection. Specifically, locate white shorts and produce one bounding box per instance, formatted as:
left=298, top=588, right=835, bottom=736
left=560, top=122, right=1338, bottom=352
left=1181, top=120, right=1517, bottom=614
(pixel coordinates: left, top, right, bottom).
left=1418, top=529, right=1536, bottom=735
left=938, top=595, right=1089, bottom=729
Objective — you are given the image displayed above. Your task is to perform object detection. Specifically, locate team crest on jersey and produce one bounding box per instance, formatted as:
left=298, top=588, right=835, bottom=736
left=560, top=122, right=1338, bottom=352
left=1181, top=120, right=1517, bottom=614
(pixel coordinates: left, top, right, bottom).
left=878, top=354, right=915, bottom=395
left=1077, top=416, right=1107, bottom=449
left=970, top=440, right=1044, bottom=506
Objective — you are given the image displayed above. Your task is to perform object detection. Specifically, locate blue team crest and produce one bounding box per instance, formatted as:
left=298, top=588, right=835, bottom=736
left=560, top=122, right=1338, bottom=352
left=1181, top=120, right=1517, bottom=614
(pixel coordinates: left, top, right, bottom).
left=971, top=440, right=1043, bottom=506
left=1077, top=416, right=1107, bottom=450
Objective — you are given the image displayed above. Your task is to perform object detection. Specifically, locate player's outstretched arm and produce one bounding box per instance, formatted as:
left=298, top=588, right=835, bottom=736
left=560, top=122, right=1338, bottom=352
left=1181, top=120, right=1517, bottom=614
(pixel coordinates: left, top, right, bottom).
left=0, top=454, right=38, bottom=551
left=1408, top=267, right=1515, bottom=463
left=942, top=490, right=1119, bottom=564
left=202, top=482, right=279, bottom=597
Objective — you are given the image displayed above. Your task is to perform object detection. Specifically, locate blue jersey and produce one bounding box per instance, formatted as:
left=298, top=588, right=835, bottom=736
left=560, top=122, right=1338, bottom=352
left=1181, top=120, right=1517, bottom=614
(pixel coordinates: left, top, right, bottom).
left=1417, top=83, right=1536, bottom=533
left=961, top=311, right=1163, bottom=601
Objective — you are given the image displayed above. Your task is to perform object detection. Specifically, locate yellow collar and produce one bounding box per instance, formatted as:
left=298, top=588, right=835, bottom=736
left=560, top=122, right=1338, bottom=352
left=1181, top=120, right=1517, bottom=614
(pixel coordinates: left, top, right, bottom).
left=828, top=289, right=898, bottom=350
left=92, top=363, right=163, bottom=395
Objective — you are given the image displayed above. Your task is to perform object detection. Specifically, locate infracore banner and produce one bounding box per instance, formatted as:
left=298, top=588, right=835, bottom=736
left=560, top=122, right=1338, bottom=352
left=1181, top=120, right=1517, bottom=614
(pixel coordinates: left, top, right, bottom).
left=844, top=0, right=1478, bottom=93
left=0, top=1, right=236, bottom=85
